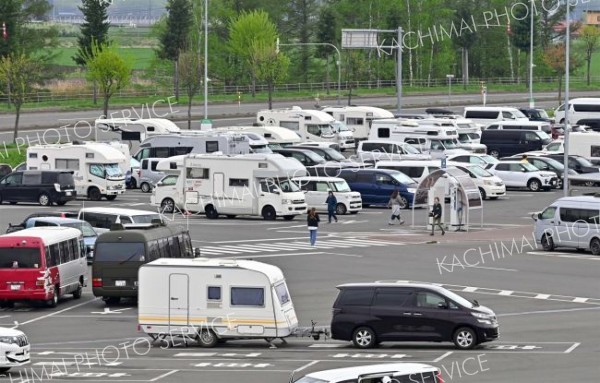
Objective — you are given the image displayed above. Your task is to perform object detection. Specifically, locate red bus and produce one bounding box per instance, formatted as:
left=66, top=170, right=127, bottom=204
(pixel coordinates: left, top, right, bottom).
left=0, top=227, right=87, bottom=307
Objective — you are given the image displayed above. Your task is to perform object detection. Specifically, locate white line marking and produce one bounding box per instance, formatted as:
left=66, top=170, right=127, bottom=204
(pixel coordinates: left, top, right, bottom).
left=224, top=252, right=323, bottom=259
left=19, top=298, right=99, bottom=326
left=433, top=351, right=453, bottom=363
left=308, top=344, right=345, bottom=348
left=564, top=343, right=581, bottom=353
left=463, top=287, right=478, bottom=292
left=294, top=360, right=320, bottom=372
left=499, top=290, right=513, bottom=296
left=150, top=369, right=179, bottom=381
left=320, top=252, right=363, bottom=258
left=498, top=306, right=600, bottom=317
left=267, top=224, right=305, bottom=231
left=212, top=237, right=307, bottom=244
left=464, top=266, right=518, bottom=272
left=535, top=294, right=550, bottom=300
left=573, top=297, right=589, bottom=303
left=174, top=352, right=216, bottom=357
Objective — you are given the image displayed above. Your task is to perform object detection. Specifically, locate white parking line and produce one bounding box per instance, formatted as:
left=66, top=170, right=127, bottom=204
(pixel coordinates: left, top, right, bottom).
left=433, top=351, right=453, bottom=363
left=150, top=370, right=179, bottom=381
left=498, top=306, right=600, bottom=317
left=19, top=298, right=100, bottom=326
left=564, top=343, right=581, bottom=353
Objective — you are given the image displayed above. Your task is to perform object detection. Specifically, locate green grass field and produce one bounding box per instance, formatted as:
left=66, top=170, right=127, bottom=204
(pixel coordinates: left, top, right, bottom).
left=52, top=47, right=156, bottom=70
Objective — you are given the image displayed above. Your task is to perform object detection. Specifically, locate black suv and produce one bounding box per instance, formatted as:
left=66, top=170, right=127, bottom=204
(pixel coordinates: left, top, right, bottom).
left=331, top=282, right=499, bottom=350
left=0, top=170, right=76, bottom=206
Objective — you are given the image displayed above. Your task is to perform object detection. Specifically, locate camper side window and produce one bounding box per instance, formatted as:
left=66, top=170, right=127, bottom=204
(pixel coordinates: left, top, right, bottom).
left=56, top=159, right=79, bottom=170
left=229, top=178, right=249, bottom=187
left=187, top=168, right=209, bottom=179
left=207, top=286, right=221, bottom=301
left=231, top=287, right=265, bottom=307
left=274, top=283, right=290, bottom=305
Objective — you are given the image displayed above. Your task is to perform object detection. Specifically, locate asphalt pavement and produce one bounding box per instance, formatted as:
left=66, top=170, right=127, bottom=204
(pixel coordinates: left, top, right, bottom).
left=0, top=185, right=597, bottom=383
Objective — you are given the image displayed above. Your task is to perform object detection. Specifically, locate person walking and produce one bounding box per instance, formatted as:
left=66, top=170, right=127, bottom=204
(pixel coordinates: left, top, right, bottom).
left=430, top=197, right=445, bottom=236
left=307, top=207, right=320, bottom=246
left=387, top=190, right=405, bottom=225
left=326, top=190, right=338, bottom=223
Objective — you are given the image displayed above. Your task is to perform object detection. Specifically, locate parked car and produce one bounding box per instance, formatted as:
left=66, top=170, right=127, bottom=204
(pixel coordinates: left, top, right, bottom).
left=337, top=168, right=417, bottom=208
left=293, top=176, right=362, bottom=215
left=449, top=163, right=506, bottom=200
left=139, top=157, right=164, bottom=193
left=0, top=327, right=30, bottom=372
left=0, top=170, right=76, bottom=206
left=288, top=145, right=347, bottom=162
left=446, top=153, right=499, bottom=169
left=481, top=129, right=552, bottom=158
left=518, top=107, right=553, bottom=122
left=291, top=363, right=444, bottom=383
left=6, top=211, right=79, bottom=234
left=542, top=154, right=600, bottom=175
left=489, top=161, right=557, bottom=191
left=127, top=157, right=141, bottom=189
left=78, top=207, right=163, bottom=234
left=503, top=155, right=577, bottom=188
left=330, top=281, right=499, bottom=349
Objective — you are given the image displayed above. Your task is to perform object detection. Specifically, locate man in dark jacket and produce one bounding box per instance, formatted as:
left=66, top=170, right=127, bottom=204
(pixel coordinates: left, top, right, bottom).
left=430, top=197, right=445, bottom=236
left=326, top=190, right=338, bottom=223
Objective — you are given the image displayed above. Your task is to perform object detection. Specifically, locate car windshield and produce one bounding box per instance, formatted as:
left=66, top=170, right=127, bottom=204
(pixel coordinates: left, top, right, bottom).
left=433, top=139, right=460, bottom=149
left=537, top=110, right=550, bottom=119
left=468, top=165, right=493, bottom=177
left=304, top=151, right=327, bottom=164
left=322, top=148, right=346, bottom=161
left=542, top=158, right=564, bottom=170
left=332, top=180, right=351, bottom=192
left=522, top=163, right=540, bottom=172
left=402, top=143, right=422, bottom=154
left=442, top=288, right=475, bottom=309
left=105, top=163, right=123, bottom=177
left=276, top=178, right=301, bottom=192
left=64, top=222, right=97, bottom=237
left=514, top=109, right=528, bottom=118
left=316, top=124, right=334, bottom=136
left=536, top=131, right=551, bottom=140
left=160, top=175, right=178, bottom=186
left=576, top=157, right=594, bottom=167
left=134, top=214, right=162, bottom=224
left=392, top=171, right=417, bottom=185
left=331, top=121, right=350, bottom=132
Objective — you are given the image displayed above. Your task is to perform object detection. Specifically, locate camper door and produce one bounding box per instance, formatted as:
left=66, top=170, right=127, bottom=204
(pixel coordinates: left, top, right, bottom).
left=168, top=274, right=189, bottom=328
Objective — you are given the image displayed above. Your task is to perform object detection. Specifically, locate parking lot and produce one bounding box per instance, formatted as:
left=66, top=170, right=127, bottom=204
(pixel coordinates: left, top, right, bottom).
left=0, top=183, right=597, bottom=383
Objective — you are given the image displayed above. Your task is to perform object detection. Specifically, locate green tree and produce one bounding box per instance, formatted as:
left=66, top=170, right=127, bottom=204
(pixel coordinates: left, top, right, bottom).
left=251, top=40, right=289, bottom=108
left=315, top=5, right=338, bottom=95
left=0, top=0, right=56, bottom=58
left=578, top=25, right=600, bottom=86
left=73, top=0, right=111, bottom=66
left=178, top=51, right=202, bottom=129
left=158, top=0, right=194, bottom=101
left=228, top=10, right=278, bottom=97
left=510, top=4, right=538, bottom=85
left=0, top=53, right=44, bottom=142
left=84, top=42, right=132, bottom=118
left=452, top=0, right=480, bottom=89
left=543, top=44, right=582, bottom=105
left=284, top=0, right=319, bottom=83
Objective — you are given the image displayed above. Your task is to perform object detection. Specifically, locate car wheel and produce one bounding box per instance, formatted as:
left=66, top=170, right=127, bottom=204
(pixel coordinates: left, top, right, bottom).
left=104, top=297, right=120, bottom=305
left=478, top=187, right=487, bottom=200
left=336, top=203, right=347, bottom=215
left=205, top=205, right=219, bottom=219
left=453, top=327, right=477, bottom=350
left=161, top=198, right=175, bottom=213
left=590, top=238, right=600, bottom=256
left=38, top=193, right=51, bottom=206
left=527, top=179, right=541, bottom=192
left=541, top=234, right=555, bottom=251
left=352, top=327, right=377, bottom=349
left=140, top=182, right=151, bottom=193
left=106, top=195, right=117, bottom=201
left=489, top=149, right=500, bottom=158
left=129, top=178, right=137, bottom=189
left=262, top=206, right=276, bottom=220
left=46, top=288, right=58, bottom=308
left=197, top=329, right=218, bottom=348
left=283, top=215, right=295, bottom=221
left=399, top=196, right=409, bottom=209
left=73, top=282, right=83, bottom=299
left=88, top=187, right=102, bottom=201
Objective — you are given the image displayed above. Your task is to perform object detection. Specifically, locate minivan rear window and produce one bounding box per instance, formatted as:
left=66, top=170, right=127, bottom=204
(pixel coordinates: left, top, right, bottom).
left=57, top=173, right=75, bottom=186
left=337, top=288, right=374, bottom=306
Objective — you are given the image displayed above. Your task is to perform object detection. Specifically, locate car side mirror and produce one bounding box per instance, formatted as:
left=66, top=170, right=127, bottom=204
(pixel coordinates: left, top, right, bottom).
left=522, top=169, right=527, bottom=172
left=438, top=302, right=448, bottom=309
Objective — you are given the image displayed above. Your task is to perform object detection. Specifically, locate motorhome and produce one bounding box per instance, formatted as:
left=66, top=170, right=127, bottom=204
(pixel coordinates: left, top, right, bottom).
left=138, top=257, right=299, bottom=347
left=210, top=125, right=302, bottom=148
left=94, top=118, right=182, bottom=152
left=211, top=127, right=272, bottom=153
left=452, top=118, right=487, bottom=153
left=133, top=132, right=251, bottom=161
left=321, top=105, right=395, bottom=142
left=537, top=132, right=600, bottom=164
left=257, top=106, right=355, bottom=150
left=26, top=142, right=126, bottom=201
left=486, top=120, right=552, bottom=134
left=155, top=153, right=308, bottom=220
left=554, top=98, right=600, bottom=124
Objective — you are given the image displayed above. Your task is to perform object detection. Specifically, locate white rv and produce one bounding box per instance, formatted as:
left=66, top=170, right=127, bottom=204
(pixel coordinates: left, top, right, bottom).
left=133, top=132, right=250, bottom=161
left=211, top=127, right=272, bottom=153
left=26, top=142, right=126, bottom=201
left=155, top=153, right=308, bottom=220
left=211, top=125, right=302, bottom=148
left=138, top=257, right=299, bottom=347
left=322, top=105, right=395, bottom=142
left=554, top=98, right=600, bottom=124
left=95, top=118, right=182, bottom=152
left=257, top=106, right=355, bottom=150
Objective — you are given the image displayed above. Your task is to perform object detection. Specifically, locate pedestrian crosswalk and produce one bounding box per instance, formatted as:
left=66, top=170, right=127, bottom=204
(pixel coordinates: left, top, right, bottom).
left=199, top=237, right=403, bottom=256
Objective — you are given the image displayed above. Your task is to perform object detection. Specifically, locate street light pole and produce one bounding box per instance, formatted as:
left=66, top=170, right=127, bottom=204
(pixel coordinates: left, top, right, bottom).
left=203, top=0, right=208, bottom=119
left=563, top=1, right=571, bottom=197
left=446, top=74, right=454, bottom=108
left=397, top=27, right=403, bottom=114
left=529, top=0, right=534, bottom=108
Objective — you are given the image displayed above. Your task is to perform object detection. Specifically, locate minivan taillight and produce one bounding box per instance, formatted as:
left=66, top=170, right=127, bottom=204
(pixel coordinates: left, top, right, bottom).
left=435, top=370, right=444, bottom=383
left=54, top=183, right=61, bottom=192
left=92, top=278, right=103, bottom=287
left=35, top=279, right=46, bottom=287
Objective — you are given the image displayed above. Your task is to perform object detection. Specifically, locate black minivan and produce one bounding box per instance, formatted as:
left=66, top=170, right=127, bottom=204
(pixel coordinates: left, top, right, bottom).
left=0, top=170, right=76, bottom=206
left=481, top=129, right=551, bottom=158
left=331, top=282, right=499, bottom=350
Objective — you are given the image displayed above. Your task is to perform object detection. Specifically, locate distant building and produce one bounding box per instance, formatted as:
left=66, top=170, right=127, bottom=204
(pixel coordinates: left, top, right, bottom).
left=584, top=10, right=600, bottom=26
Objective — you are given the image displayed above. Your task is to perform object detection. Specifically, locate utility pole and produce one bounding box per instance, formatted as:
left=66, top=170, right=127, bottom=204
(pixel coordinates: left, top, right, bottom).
left=563, top=1, right=570, bottom=196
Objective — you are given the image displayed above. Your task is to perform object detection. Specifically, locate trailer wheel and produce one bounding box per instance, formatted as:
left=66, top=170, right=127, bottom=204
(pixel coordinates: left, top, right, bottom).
left=262, top=206, right=276, bottom=220
left=197, top=330, right=218, bottom=348
left=205, top=205, right=219, bottom=219
left=88, top=187, right=102, bottom=201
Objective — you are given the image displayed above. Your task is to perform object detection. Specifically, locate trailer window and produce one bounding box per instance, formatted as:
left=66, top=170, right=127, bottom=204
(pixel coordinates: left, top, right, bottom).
left=187, top=168, right=209, bottom=179
left=56, top=159, right=79, bottom=170
left=231, top=287, right=265, bottom=307
left=208, top=286, right=221, bottom=301
left=229, top=178, right=249, bottom=187
left=275, top=283, right=290, bottom=305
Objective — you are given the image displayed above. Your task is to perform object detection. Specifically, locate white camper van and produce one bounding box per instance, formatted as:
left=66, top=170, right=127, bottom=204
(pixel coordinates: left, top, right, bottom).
left=554, top=98, right=600, bottom=124
left=94, top=118, right=182, bottom=152
left=463, top=107, right=529, bottom=126
left=26, top=142, right=126, bottom=201
left=257, top=106, right=355, bottom=150
left=133, top=132, right=250, bottom=161
left=210, top=127, right=272, bottom=153
left=138, top=258, right=299, bottom=347
left=211, top=125, right=302, bottom=148
left=322, top=105, right=395, bottom=142
left=158, top=153, right=308, bottom=220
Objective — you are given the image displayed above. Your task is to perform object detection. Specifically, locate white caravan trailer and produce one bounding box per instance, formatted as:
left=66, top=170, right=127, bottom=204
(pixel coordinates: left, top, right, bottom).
left=211, top=127, right=272, bottom=153
left=133, top=132, right=251, bottom=161
left=166, top=153, right=308, bottom=220
left=138, top=257, right=299, bottom=347
left=554, top=98, right=600, bottom=124
left=322, top=105, right=395, bottom=142
left=211, top=125, right=302, bottom=148
left=257, top=106, right=355, bottom=150
left=27, top=142, right=126, bottom=201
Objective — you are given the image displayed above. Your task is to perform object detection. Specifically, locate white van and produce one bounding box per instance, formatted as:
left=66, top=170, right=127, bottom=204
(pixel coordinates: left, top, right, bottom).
left=0, top=327, right=30, bottom=372
left=486, top=120, right=552, bottom=134
left=78, top=207, right=163, bottom=234
left=449, top=163, right=506, bottom=200
left=464, top=107, right=529, bottom=126
left=257, top=106, right=355, bottom=150
left=138, top=258, right=299, bottom=347
left=212, top=125, right=302, bottom=148
left=27, top=142, right=126, bottom=201
left=139, top=158, right=165, bottom=193
left=292, top=176, right=362, bottom=215
left=322, top=105, right=395, bottom=141
left=357, top=140, right=431, bottom=163
left=554, top=98, right=600, bottom=124
left=375, top=160, right=442, bottom=184
left=540, top=132, right=600, bottom=163
left=532, top=195, right=600, bottom=255
left=291, top=363, right=443, bottom=383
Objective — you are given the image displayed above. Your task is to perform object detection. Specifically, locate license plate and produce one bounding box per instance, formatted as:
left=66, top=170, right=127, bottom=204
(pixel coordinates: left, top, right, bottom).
left=66, top=191, right=72, bottom=196
left=10, top=284, right=21, bottom=290
left=115, top=280, right=126, bottom=287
